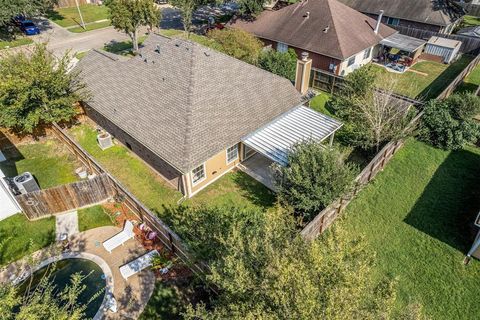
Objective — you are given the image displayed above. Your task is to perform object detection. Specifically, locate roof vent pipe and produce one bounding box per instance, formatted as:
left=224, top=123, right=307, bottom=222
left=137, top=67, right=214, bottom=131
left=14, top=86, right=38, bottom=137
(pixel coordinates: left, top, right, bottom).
left=374, top=10, right=384, bottom=34
left=323, top=25, right=329, bottom=33
left=303, top=11, right=310, bottom=18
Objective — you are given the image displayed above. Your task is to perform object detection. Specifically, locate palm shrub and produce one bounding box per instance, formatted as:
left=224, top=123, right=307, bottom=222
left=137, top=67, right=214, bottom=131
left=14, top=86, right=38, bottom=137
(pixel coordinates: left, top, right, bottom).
left=274, top=140, right=357, bottom=221
left=420, top=93, right=480, bottom=150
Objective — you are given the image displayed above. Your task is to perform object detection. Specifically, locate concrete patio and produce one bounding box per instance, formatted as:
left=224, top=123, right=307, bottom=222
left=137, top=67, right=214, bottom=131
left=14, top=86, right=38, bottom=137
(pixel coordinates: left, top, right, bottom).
left=238, top=153, right=276, bottom=191
left=0, top=226, right=155, bottom=320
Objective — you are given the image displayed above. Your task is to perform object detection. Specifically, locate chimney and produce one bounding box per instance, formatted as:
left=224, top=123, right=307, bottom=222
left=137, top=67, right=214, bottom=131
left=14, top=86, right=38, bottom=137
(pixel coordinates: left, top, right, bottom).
left=295, top=52, right=312, bottom=95
left=374, top=10, right=384, bottom=34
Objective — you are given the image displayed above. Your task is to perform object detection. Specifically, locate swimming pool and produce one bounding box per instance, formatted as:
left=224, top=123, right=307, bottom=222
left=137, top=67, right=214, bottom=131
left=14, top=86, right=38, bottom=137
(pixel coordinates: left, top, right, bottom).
left=19, top=258, right=106, bottom=318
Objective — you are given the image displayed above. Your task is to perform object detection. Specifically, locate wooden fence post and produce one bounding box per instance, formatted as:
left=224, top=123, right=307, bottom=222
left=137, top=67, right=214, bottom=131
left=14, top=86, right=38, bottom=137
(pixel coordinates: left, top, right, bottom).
left=168, top=232, right=175, bottom=254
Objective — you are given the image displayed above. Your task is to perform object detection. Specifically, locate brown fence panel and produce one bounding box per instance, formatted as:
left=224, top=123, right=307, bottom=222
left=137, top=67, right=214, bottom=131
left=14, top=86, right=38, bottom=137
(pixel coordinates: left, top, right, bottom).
left=17, top=174, right=114, bottom=220
left=56, top=0, right=88, bottom=8
left=50, top=123, right=208, bottom=277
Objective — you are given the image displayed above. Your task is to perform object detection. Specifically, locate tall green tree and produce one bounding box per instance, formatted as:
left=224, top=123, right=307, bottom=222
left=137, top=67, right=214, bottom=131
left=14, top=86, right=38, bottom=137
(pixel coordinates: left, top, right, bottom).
left=106, top=0, right=160, bottom=52
left=258, top=48, right=297, bottom=81
left=170, top=0, right=197, bottom=36
left=207, top=28, right=263, bottom=65
left=0, top=0, right=57, bottom=27
left=274, top=141, right=357, bottom=221
left=167, top=205, right=417, bottom=319
left=0, top=44, right=86, bottom=134
left=237, top=0, right=265, bottom=16
left=420, top=93, right=480, bottom=150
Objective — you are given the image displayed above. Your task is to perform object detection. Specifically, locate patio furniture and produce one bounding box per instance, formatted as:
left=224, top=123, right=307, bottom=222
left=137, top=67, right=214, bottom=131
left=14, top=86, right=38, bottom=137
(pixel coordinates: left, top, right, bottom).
left=104, top=294, right=118, bottom=313
left=119, top=250, right=159, bottom=280
left=103, top=220, right=135, bottom=253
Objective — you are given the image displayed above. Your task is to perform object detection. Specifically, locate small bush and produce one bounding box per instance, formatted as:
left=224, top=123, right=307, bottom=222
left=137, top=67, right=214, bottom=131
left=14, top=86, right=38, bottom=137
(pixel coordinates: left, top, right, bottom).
left=274, top=141, right=357, bottom=221
left=420, top=93, right=480, bottom=150
left=258, top=48, right=297, bottom=81
left=207, top=28, right=263, bottom=65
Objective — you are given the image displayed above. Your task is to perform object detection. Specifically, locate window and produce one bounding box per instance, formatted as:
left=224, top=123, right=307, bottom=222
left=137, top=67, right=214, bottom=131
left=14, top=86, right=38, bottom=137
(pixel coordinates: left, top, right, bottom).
left=386, top=17, right=400, bottom=26
left=226, top=145, right=239, bottom=164
left=347, top=56, right=356, bottom=67
left=363, top=47, right=372, bottom=60
left=191, top=163, right=206, bottom=185
left=277, top=42, right=288, bottom=53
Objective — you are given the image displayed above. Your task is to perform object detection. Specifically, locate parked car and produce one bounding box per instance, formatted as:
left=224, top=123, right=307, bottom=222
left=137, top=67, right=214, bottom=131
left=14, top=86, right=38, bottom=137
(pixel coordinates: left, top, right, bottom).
left=12, top=14, right=26, bottom=26
left=20, top=20, right=40, bottom=35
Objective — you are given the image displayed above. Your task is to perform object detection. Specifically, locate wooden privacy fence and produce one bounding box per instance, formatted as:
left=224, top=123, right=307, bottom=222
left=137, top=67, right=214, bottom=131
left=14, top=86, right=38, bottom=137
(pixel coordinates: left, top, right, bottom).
left=50, top=123, right=207, bottom=277
left=392, top=25, right=480, bottom=55
left=301, top=52, right=480, bottom=240
left=17, top=174, right=114, bottom=220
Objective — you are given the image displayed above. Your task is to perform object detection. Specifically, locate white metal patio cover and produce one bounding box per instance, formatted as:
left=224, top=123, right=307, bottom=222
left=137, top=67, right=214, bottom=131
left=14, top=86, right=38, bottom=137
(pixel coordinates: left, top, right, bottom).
left=242, top=106, right=342, bottom=166
left=379, top=33, right=426, bottom=53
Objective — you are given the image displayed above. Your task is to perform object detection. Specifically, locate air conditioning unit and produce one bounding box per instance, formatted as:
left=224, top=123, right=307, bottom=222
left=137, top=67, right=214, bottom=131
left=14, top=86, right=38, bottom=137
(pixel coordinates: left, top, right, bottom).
left=14, top=172, right=40, bottom=194
left=97, top=132, right=113, bottom=150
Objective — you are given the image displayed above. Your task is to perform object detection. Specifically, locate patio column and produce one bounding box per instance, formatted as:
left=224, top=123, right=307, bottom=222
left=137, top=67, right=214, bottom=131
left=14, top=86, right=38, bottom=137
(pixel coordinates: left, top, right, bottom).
left=329, top=132, right=335, bottom=148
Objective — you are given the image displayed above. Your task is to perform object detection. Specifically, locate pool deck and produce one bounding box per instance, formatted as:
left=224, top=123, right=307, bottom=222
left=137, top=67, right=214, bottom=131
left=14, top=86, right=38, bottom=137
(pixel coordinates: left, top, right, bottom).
left=0, top=226, right=156, bottom=319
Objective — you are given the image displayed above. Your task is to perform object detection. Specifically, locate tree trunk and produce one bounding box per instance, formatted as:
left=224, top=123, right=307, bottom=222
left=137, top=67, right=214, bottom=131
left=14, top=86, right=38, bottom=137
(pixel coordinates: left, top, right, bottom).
left=132, top=28, right=139, bottom=53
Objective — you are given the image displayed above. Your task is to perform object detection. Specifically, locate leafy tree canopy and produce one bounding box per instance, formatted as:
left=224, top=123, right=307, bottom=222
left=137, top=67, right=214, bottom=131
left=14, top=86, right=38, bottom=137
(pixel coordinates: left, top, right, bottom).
left=258, top=48, right=297, bottom=81
left=106, top=0, right=160, bottom=52
left=420, top=93, right=480, bottom=150
left=0, top=0, right=57, bottom=27
left=0, top=44, right=86, bottom=134
left=274, top=140, right=357, bottom=221
left=168, top=205, right=424, bottom=319
left=237, top=0, right=265, bottom=16
left=207, top=28, right=263, bottom=65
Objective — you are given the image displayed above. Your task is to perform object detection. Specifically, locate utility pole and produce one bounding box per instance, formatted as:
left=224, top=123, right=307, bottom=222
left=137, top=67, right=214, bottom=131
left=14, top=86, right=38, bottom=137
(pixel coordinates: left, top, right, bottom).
left=75, top=0, right=86, bottom=30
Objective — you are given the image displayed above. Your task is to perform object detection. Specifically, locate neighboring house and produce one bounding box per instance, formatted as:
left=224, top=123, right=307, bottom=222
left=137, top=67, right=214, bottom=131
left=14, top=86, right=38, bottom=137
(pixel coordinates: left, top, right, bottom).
left=457, top=25, right=480, bottom=38
left=338, top=0, right=464, bottom=34
left=75, top=34, right=342, bottom=197
left=229, top=0, right=397, bottom=76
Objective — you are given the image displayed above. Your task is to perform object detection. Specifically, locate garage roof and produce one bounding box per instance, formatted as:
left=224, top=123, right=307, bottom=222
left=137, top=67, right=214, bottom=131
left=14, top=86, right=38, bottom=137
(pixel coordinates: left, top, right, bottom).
left=242, top=106, right=343, bottom=166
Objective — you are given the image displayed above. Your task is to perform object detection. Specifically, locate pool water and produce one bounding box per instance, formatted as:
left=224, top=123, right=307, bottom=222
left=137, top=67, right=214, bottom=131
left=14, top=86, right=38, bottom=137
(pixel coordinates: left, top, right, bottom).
left=18, top=258, right=106, bottom=319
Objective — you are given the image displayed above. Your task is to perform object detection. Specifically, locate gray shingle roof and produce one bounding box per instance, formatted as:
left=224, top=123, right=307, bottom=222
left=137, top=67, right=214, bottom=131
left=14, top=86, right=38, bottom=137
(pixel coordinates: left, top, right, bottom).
left=75, top=34, right=302, bottom=173
left=338, top=0, right=463, bottom=27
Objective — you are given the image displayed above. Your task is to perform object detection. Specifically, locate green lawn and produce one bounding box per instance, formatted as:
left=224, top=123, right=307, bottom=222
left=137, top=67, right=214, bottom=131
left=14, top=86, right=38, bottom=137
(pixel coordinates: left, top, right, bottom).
left=372, top=55, right=474, bottom=99
left=462, top=15, right=480, bottom=28
left=68, top=124, right=275, bottom=221
left=103, top=35, right=148, bottom=56
left=0, top=214, right=55, bottom=266
left=309, top=92, right=334, bottom=117
left=78, top=205, right=114, bottom=232
left=328, top=139, right=480, bottom=319
left=47, top=4, right=110, bottom=28
left=455, top=63, right=480, bottom=94
left=0, top=137, right=79, bottom=189
left=68, top=20, right=111, bottom=33
left=0, top=37, right=33, bottom=50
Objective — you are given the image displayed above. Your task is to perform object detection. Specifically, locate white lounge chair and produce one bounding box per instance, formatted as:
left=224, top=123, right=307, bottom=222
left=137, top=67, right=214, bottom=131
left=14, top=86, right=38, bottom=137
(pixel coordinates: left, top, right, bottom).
left=120, top=250, right=158, bottom=280
left=103, top=220, right=135, bottom=253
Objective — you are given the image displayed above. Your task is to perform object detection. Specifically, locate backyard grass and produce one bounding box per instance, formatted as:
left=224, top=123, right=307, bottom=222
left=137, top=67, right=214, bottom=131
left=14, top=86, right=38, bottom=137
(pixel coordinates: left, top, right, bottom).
left=455, top=63, right=480, bottom=94
left=372, top=55, right=474, bottom=99
left=0, top=214, right=55, bottom=266
left=328, top=139, right=480, bottom=319
left=68, top=20, right=111, bottom=33
left=0, top=137, right=79, bottom=189
left=47, top=4, right=110, bottom=28
left=461, top=15, right=480, bottom=28
left=0, top=37, right=33, bottom=50
left=68, top=124, right=275, bottom=220
left=309, top=92, right=334, bottom=117
left=78, top=205, right=114, bottom=232
left=103, top=35, right=148, bottom=55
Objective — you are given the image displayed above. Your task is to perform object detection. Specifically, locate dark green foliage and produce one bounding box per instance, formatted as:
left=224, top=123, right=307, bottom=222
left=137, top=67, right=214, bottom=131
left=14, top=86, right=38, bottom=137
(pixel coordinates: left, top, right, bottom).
left=207, top=28, right=263, bottom=65
left=258, top=48, right=297, bottom=81
left=274, top=141, right=357, bottom=221
left=237, top=0, right=265, bottom=16
left=0, top=44, right=86, bottom=134
left=420, top=93, right=480, bottom=150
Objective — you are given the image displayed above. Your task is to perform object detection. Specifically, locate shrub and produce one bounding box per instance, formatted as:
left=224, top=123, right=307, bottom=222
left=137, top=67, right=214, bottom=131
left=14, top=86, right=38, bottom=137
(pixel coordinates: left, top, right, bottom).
left=207, top=28, right=263, bottom=65
left=420, top=93, right=480, bottom=150
left=258, top=48, right=297, bottom=81
left=274, top=141, right=357, bottom=221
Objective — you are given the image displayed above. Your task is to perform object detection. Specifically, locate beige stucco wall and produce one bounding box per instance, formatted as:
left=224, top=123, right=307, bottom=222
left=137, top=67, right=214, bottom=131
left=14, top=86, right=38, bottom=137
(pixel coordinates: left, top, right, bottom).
left=338, top=45, right=378, bottom=76
left=187, top=143, right=241, bottom=196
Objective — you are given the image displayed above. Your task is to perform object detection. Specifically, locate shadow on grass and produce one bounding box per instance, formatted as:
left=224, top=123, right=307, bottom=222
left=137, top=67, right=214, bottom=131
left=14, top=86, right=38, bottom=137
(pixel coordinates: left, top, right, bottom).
left=455, top=82, right=479, bottom=94
left=0, top=131, right=23, bottom=177
left=231, top=170, right=276, bottom=209
left=404, top=148, right=480, bottom=252
left=46, top=10, right=65, bottom=22
left=417, top=55, right=474, bottom=100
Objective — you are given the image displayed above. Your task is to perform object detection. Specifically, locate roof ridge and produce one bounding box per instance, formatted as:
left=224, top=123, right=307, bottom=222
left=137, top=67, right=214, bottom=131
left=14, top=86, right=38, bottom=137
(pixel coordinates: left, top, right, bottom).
left=182, top=42, right=196, bottom=171
left=326, top=0, right=346, bottom=58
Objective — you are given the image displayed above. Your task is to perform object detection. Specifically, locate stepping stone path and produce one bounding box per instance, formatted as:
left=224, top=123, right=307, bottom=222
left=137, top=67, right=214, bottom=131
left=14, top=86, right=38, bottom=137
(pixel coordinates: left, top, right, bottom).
left=56, top=210, right=79, bottom=241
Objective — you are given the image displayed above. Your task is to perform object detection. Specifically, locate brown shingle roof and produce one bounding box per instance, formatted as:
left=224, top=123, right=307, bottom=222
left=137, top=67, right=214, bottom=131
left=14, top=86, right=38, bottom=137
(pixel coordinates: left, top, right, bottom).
left=229, top=0, right=397, bottom=60
left=338, top=0, right=463, bottom=27
left=75, top=34, right=302, bottom=173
